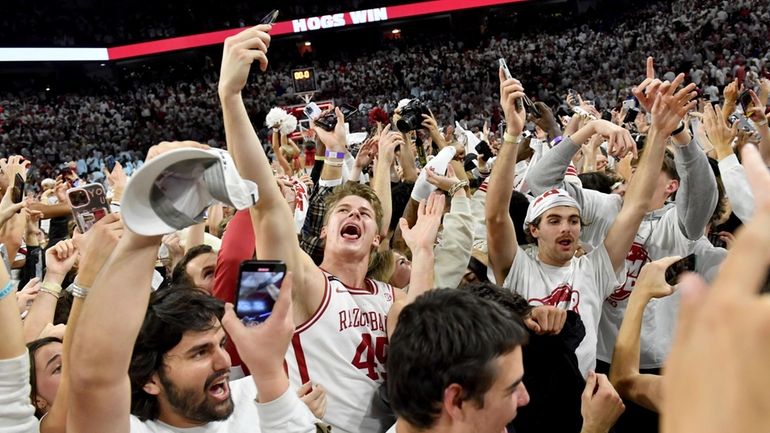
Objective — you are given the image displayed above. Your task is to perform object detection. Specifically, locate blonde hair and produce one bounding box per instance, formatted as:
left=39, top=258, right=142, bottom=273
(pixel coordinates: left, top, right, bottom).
left=324, top=182, right=384, bottom=231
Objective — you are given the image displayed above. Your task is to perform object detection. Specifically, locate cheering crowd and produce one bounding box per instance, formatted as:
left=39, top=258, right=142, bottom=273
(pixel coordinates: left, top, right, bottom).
left=3, top=0, right=769, bottom=191
left=3, top=1, right=770, bottom=433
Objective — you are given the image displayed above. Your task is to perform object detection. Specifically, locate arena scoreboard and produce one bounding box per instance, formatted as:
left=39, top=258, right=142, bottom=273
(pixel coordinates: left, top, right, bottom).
left=292, top=67, right=317, bottom=94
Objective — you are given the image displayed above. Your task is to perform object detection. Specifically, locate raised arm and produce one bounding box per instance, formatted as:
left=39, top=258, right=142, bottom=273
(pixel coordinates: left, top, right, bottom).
left=604, top=75, right=697, bottom=272
left=40, top=214, right=123, bottom=433
left=609, top=257, right=679, bottom=412
left=671, top=112, right=718, bottom=240
left=373, top=126, right=404, bottom=238
left=485, top=67, right=525, bottom=284
left=217, top=25, right=321, bottom=317
left=68, top=228, right=161, bottom=433
left=398, top=192, right=445, bottom=302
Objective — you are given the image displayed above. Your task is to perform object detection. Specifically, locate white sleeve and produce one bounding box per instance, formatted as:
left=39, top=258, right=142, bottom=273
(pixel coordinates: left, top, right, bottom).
left=588, top=244, right=624, bottom=300
left=502, top=246, right=537, bottom=298
left=469, top=182, right=489, bottom=252
left=257, top=387, right=319, bottom=433
left=434, top=196, right=474, bottom=289
left=718, top=154, right=754, bottom=223
left=0, top=352, right=39, bottom=433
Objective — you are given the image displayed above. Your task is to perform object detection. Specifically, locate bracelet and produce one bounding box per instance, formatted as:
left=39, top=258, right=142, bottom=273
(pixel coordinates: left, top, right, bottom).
left=754, top=118, right=768, bottom=127
left=324, top=159, right=344, bottom=167
left=314, top=155, right=325, bottom=161
left=0, top=281, right=13, bottom=301
left=325, top=151, right=345, bottom=159
left=40, top=281, right=62, bottom=298
left=671, top=121, right=686, bottom=136
left=503, top=132, right=518, bottom=143
left=67, top=282, right=89, bottom=299
left=447, top=180, right=470, bottom=197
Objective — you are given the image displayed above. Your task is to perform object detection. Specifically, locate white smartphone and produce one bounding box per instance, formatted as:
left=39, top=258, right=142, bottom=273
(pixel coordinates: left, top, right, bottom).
left=303, top=102, right=322, bottom=120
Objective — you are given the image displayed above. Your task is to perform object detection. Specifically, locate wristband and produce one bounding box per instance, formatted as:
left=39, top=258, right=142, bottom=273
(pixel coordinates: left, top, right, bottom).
left=324, top=159, right=344, bottom=167
left=40, top=281, right=62, bottom=298
left=325, top=151, right=345, bottom=159
left=67, top=282, right=89, bottom=299
left=754, top=118, right=768, bottom=127
left=503, top=132, right=518, bottom=143
left=0, top=281, right=13, bottom=301
left=314, top=155, right=325, bottom=161
left=671, top=121, right=686, bottom=136
left=447, top=180, right=470, bottom=197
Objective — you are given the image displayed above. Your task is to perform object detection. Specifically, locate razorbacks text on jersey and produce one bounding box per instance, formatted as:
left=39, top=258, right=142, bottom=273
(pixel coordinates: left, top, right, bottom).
left=285, top=271, right=395, bottom=433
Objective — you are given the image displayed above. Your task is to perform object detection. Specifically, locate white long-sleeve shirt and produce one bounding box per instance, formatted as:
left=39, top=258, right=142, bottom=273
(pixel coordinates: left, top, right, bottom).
left=0, top=352, right=38, bottom=433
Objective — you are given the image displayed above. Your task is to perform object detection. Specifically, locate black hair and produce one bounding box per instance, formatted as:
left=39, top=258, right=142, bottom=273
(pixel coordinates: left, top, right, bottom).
left=461, top=281, right=533, bottom=318
left=129, top=285, right=224, bottom=421
left=578, top=171, right=615, bottom=194
left=509, top=190, right=531, bottom=246
left=387, top=289, right=529, bottom=429
left=170, top=244, right=214, bottom=287
left=27, top=337, right=63, bottom=419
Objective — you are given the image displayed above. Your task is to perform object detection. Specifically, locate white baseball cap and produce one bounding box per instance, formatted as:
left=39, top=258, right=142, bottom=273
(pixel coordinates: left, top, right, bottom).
left=122, top=148, right=258, bottom=236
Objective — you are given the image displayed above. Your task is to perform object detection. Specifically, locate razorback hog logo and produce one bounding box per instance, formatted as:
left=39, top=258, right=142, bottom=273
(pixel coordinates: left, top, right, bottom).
left=606, top=242, right=650, bottom=307
left=530, top=284, right=580, bottom=314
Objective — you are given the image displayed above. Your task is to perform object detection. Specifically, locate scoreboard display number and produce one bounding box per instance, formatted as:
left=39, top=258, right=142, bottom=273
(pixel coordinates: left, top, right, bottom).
left=292, top=67, right=317, bottom=93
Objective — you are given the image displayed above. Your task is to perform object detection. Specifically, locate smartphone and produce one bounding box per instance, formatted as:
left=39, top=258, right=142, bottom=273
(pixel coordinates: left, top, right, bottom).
left=664, top=254, right=697, bottom=285
left=260, top=9, right=279, bottom=25
left=733, top=113, right=755, bottom=132
left=498, top=57, right=524, bottom=112
left=738, top=89, right=753, bottom=113
left=314, top=104, right=359, bottom=131
left=476, top=141, right=494, bottom=161
left=106, top=155, right=116, bottom=172
left=622, top=98, right=637, bottom=111
left=707, top=232, right=726, bottom=249
left=11, top=173, right=24, bottom=204
left=235, top=260, right=286, bottom=325
left=623, top=108, right=640, bottom=124
left=68, top=183, right=110, bottom=233
left=304, top=102, right=322, bottom=120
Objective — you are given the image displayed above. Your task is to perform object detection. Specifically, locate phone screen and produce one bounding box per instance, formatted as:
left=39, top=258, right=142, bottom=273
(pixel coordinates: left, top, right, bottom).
left=236, top=261, right=286, bottom=325
left=106, top=156, right=116, bottom=172
left=664, top=254, right=697, bottom=285
left=738, top=90, right=753, bottom=112
left=12, top=173, right=24, bottom=204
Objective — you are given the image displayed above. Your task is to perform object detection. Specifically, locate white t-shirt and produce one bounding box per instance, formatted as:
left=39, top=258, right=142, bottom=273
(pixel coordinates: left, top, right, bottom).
left=596, top=206, right=705, bottom=368
left=129, top=377, right=258, bottom=433
left=503, top=244, right=622, bottom=376
left=0, top=352, right=38, bottom=433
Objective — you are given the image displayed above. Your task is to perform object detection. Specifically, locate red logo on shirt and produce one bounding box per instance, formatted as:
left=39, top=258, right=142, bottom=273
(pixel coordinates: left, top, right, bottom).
left=530, top=284, right=580, bottom=314
left=607, top=242, right=650, bottom=307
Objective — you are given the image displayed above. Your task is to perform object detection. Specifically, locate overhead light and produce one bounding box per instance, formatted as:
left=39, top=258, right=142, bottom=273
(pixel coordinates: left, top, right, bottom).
left=45, top=86, right=50, bottom=91
left=100, top=63, right=105, bottom=66
left=304, top=41, right=312, bottom=46
left=392, top=29, right=401, bottom=34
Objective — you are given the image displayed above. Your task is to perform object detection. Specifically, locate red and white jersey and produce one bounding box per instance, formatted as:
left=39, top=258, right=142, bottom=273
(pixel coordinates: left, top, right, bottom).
left=286, top=270, right=395, bottom=433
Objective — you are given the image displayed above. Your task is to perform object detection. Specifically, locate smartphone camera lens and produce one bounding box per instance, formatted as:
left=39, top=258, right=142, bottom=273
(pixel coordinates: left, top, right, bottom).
left=70, top=190, right=89, bottom=207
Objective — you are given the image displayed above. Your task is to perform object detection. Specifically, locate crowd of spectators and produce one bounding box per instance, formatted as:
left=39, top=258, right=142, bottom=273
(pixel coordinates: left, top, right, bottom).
left=1, top=0, right=768, bottom=188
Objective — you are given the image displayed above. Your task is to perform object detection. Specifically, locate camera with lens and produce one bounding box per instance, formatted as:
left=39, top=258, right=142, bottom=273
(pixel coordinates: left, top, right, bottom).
left=396, top=99, right=431, bottom=133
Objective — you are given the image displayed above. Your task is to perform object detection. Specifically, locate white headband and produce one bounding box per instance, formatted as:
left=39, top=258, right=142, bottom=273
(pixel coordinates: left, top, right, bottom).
left=523, top=188, right=581, bottom=230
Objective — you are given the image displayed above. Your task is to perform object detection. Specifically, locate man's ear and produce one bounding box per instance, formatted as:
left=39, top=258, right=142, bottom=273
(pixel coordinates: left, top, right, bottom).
left=143, top=373, right=162, bottom=396
left=443, top=383, right=468, bottom=423
left=320, top=226, right=327, bottom=240
left=666, top=179, right=680, bottom=196
left=371, top=233, right=381, bottom=249
left=529, top=224, right=539, bottom=240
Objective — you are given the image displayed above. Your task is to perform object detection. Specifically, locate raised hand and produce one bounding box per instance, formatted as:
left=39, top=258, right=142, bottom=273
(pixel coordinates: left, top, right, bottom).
left=218, top=24, right=272, bottom=97
left=498, top=67, right=526, bottom=137
left=354, top=138, right=377, bottom=170
left=221, top=272, right=295, bottom=401
left=76, top=213, right=124, bottom=278
left=592, top=119, right=637, bottom=158
left=723, top=78, right=740, bottom=104
left=45, top=239, right=79, bottom=278
left=425, top=164, right=461, bottom=194
left=378, top=124, right=405, bottom=161
left=313, top=107, right=347, bottom=153
left=398, top=192, right=445, bottom=253
left=703, top=103, right=736, bottom=156
left=662, top=144, right=770, bottom=433
left=650, top=74, right=697, bottom=136
left=0, top=182, right=27, bottom=228
left=632, top=57, right=664, bottom=113
left=106, top=160, right=128, bottom=201
left=632, top=257, right=680, bottom=301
